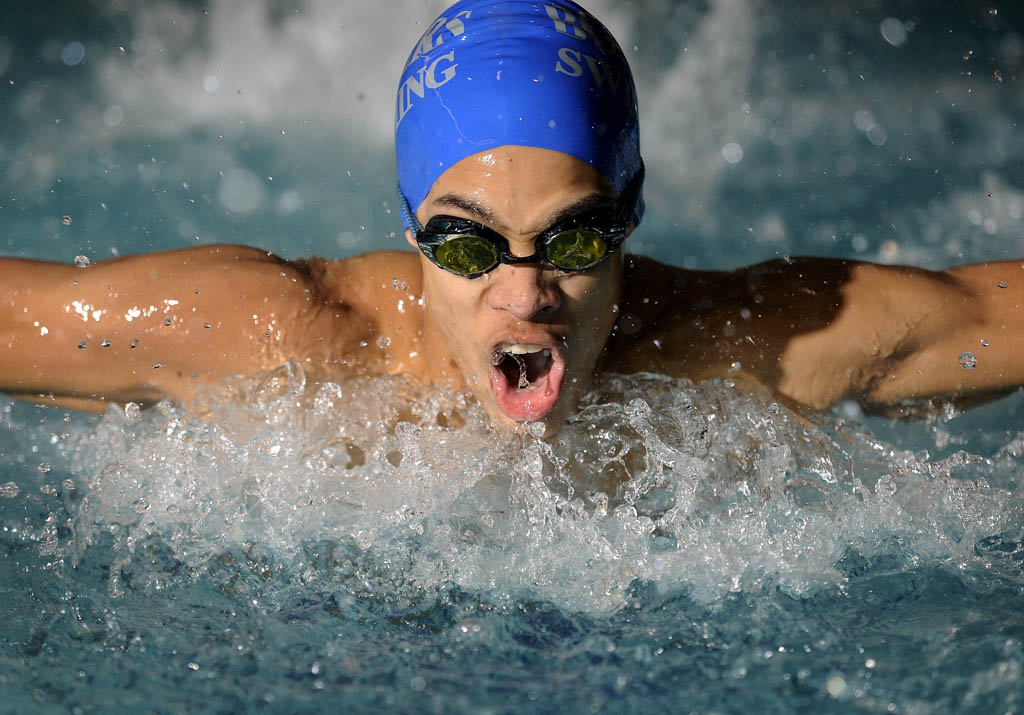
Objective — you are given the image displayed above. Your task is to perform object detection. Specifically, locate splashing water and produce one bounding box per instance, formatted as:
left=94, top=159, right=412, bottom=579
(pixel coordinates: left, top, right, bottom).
left=3, top=364, right=1024, bottom=711
left=48, top=364, right=1019, bottom=612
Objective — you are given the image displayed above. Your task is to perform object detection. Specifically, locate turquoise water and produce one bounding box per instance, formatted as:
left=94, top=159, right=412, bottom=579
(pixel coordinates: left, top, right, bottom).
left=3, top=1, right=1024, bottom=713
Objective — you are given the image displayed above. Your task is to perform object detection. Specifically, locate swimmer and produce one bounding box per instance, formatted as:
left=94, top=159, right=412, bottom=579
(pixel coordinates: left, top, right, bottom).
left=1, top=0, right=1023, bottom=432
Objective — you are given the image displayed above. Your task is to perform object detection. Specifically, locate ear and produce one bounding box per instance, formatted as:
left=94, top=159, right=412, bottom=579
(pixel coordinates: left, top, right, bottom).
left=404, top=229, right=417, bottom=249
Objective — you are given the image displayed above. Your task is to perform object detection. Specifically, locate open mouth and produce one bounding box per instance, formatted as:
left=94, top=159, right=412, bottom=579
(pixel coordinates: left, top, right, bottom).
left=489, top=342, right=565, bottom=422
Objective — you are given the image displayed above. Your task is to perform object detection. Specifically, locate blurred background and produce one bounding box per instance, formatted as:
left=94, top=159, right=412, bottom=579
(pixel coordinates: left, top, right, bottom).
left=0, top=0, right=1021, bottom=270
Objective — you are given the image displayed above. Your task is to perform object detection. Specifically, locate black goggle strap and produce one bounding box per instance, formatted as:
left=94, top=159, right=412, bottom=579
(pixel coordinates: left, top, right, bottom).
left=616, top=163, right=645, bottom=227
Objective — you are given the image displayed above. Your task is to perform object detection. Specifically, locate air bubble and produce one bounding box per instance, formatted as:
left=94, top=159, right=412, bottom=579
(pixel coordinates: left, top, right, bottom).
left=124, top=402, right=140, bottom=419
left=74, top=255, right=90, bottom=268
left=63, top=216, right=73, bottom=226
left=958, top=352, right=977, bottom=370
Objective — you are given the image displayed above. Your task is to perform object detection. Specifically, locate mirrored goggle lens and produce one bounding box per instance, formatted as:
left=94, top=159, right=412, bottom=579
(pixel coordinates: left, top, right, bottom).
left=434, top=235, right=500, bottom=275
left=545, top=229, right=609, bottom=270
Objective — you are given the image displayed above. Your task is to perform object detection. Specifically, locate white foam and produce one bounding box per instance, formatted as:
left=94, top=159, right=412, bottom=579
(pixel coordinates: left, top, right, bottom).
left=63, top=364, right=1023, bottom=614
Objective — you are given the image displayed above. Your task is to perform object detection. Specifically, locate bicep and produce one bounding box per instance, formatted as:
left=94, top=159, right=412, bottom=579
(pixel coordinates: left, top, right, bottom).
left=864, top=261, right=1024, bottom=404
left=1, top=245, right=365, bottom=406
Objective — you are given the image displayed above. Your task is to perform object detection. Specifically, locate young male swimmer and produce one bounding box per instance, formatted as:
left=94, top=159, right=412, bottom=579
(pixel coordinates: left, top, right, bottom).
left=2, top=0, right=1023, bottom=432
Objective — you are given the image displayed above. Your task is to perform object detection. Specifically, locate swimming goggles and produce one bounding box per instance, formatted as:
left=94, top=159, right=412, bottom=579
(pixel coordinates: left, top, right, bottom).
left=398, top=166, right=644, bottom=279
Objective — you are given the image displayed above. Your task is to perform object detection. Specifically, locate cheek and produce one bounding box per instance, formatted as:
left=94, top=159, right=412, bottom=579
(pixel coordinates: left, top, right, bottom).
left=423, top=266, right=482, bottom=342
left=565, top=268, right=619, bottom=320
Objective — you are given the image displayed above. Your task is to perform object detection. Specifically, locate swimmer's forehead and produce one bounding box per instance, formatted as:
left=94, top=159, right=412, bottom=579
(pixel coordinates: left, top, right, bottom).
left=422, top=147, right=619, bottom=231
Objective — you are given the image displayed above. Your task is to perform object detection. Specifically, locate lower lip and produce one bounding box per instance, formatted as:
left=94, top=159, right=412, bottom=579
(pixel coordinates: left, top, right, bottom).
left=489, top=353, right=566, bottom=422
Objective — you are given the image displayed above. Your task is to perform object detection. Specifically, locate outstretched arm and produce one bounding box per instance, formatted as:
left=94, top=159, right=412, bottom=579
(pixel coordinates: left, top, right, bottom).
left=1, top=245, right=365, bottom=411
left=613, top=256, right=1024, bottom=412
left=778, top=259, right=1023, bottom=409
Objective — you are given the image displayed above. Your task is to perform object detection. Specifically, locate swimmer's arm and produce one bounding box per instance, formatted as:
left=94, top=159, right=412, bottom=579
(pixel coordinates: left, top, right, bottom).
left=761, top=259, right=1024, bottom=410
left=617, top=256, right=1024, bottom=412
left=851, top=260, right=1024, bottom=407
left=0, top=245, right=366, bottom=411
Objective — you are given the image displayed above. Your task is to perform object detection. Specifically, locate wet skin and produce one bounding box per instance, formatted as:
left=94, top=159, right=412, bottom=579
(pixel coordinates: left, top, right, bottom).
left=3, top=146, right=1024, bottom=428
left=407, top=146, right=623, bottom=429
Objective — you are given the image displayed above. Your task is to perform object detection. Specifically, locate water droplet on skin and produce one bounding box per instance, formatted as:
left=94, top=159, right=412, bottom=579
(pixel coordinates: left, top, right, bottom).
left=376, top=336, right=391, bottom=349
left=62, top=216, right=73, bottom=226
left=391, top=278, right=409, bottom=291
left=998, top=280, right=1008, bottom=289
left=980, top=338, right=989, bottom=347
left=100, top=339, right=111, bottom=347
left=78, top=341, right=87, bottom=350
left=958, top=352, right=978, bottom=370
left=124, top=402, right=141, bottom=419
left=152, top=361, right=165, bottom=369
left=74, top=255, right=90, bottom=268
left=164, top=317, right=173, bottom=326
left=129, top=339, right=139, bottom=348
left=202, top=322, right=212, bottom=329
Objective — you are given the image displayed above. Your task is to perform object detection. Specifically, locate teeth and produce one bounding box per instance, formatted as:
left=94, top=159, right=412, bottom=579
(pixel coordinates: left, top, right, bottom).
left=501, top=343, right=547, bottom=355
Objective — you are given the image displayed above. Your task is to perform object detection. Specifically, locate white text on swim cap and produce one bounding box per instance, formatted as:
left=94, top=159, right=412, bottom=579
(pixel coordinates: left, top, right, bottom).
left=404, top=11, right=472, bottom=69
left=397, top=12, right=471, bottom=128
left=543, top=5, right=611, bottom=54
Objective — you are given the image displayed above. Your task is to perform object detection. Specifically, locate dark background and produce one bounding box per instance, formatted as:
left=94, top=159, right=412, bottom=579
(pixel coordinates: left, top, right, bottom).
left=1, top=0, right=1021, bottom=269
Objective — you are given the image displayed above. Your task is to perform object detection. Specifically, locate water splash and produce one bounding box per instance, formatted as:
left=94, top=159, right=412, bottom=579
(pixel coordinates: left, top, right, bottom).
left=50, top=364, right=1023, bottom=614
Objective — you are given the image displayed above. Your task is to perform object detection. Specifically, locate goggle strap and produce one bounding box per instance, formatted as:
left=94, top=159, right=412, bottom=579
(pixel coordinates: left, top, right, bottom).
left=617, top=163, right=645, bottom=226
left=397, top=186, right=424, bottom=234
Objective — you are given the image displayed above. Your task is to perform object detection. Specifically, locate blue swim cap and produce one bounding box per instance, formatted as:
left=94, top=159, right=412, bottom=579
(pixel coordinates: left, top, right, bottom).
left=395, top=0, right=644, bottom=228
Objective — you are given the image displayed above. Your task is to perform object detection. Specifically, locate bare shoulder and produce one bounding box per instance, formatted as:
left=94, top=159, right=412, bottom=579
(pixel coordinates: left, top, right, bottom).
left=309, top=250, right=423, bottom=306
left=296, top=250, right=425, bottom=377
left=607, top=252, right=1022, bottom=411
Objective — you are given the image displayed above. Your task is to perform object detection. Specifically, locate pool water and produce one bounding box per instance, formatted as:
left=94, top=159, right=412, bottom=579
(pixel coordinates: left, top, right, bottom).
left=2, top=374, right=1024, bottom=712
left=2, top=0, right=1024, bottom=712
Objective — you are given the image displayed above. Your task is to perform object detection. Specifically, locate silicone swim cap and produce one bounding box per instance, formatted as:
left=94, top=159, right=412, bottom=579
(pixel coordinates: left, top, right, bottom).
left=395, top=0, right=644, bottom=228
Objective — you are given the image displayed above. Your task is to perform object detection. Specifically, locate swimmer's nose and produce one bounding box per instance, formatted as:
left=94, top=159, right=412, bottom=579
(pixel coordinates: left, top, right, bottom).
left=485, top=263, right=561, bottom=321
